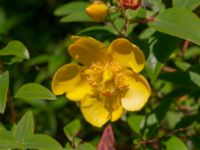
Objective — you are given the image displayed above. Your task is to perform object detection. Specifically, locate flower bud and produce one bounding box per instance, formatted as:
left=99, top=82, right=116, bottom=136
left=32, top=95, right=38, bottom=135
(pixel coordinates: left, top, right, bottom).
left=117, top=0, right=141, bottom=10
left=86, top=1, right=108, bottom=22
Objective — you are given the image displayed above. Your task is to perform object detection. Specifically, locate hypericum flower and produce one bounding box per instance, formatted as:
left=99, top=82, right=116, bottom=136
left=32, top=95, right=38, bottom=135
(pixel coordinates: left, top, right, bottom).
left=117, top=0, right=141, bottom=10
left=52, top=36, right=151, bottom=127
left=86, top=1, right=108, bottom=22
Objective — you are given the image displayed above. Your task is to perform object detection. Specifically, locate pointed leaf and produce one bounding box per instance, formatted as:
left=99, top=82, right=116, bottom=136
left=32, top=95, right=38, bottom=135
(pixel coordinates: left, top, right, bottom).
left=13, top=111, right=34, bottom=142
left=0, top=40, right=29, bottom=59
left=149, top=8, right=200, bottom=46
left=14, top=83, right=56, bottom=100
left=60, top=12, right=93, bottom=23
left=189, top=71, right=200, bottom=87
left=24, top=134, right=63, bottom=149
left=54, top=1, right=89, bottom=16
left=164, top=136, right=188, bottom=150
left=0, top=125, right=20, bottom=149
left=145, top=32, right=180, bottom=83
left=173, top=0, right=200, bottom=10
left=127, top=114, right=143, bottom=134
left=64, top=119, right=81, bottom=141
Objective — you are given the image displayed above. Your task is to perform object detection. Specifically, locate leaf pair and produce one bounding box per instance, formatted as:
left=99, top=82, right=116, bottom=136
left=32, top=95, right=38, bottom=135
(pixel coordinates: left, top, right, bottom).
left=0, top=111, right=62, bottom=149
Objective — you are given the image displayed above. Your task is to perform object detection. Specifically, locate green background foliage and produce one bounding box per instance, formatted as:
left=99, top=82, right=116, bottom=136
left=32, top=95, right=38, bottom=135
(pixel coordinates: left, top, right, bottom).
left=0, top=0, right=200, bottom=149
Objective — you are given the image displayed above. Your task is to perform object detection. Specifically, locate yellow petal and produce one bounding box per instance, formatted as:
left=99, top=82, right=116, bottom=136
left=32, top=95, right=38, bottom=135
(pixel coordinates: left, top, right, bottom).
left=51, top=64, right=92, bottom=101
left=80, top=96, right=110, bottom=127
left=121, top=72, right=151, bottom=111
left=68, top=37, right=106, bottom=65
left=108, top=38, right=145, bottom=73
left=111, top=106, right=123, bottom=122
left=86, top=1, right=108, bottom=22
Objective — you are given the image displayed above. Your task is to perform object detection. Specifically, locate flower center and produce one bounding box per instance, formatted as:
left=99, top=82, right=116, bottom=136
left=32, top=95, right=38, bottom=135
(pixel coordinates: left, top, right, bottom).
left=85, top=61, right=128, bottom=98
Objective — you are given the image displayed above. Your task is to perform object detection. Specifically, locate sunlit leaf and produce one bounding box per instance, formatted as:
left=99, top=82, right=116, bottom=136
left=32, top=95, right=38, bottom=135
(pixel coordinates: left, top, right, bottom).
left=14, top=83, right=56, bottom=100
left=0, top=111, right=63, bottom=149
left=76, top=143, right=96, bottom=150
left=164, top=136, right=188, bottom=150
left=13, top=111, right=34, bottom=142
left=127, top=114, right=143, bottom=134
left=149, top=8, right=200, bottom=46
left=64, top=119, right=81, bottom=141
left=173, top=0, right=200, bottom=10
left=54, top=1, right=89, bottom=16
left=0, top=125, right=19, bottom=149
left=0, top=41, right=29, bottom=63
left=24, top=134, right=63, bottom=149
left=189, top=71, right=200, bottom=87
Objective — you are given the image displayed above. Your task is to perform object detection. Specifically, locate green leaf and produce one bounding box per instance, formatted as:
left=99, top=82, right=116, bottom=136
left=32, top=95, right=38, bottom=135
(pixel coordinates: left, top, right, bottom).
left=54, top=1, right=89, bottom=16
left=173, top=0, right=200, bottom=10
left=77, top=26, right=117, bottom=36
left=64, top=119, right=81, bottom=141
left=127, top=114, right=143, bottom=134
left=189, top=71, right=200, bottom=87
left=14, top=83, right=56, bottom=100
left=166, top=111, right=183, bottom=129
left=60, top=12, right=93, bottom=23
left=139, top=28, right=156, bottom=40
left=159, top=70, right=199, bottom=88
left=0, top=71, right=9, bottom=113
left=145, top=32, right=180, bottom=83
left=54, top=1, right=93, bottom=23
left=164, top=136, right=188, bottom=150
left=0, top=40, right=29, bottom=60
left=141, top=89, right=188, bottom=138
left=76, top=143, right=96, bottom=150
left=114, top=18, right=125, bottom=32
left=25, top=134, right=63, bottom=149
left=175, top=115, right=197, bottom=129
left=175, top=61, right=191, bottom=71
left=183, top=46, right=200, bottom=59
left=13, top=111, right=34, bottom=142
left=149, top=8, right=200, bottom=46
left=0, top=125, right=19, bottom=149
left=0, top=111, right=63, bottom=149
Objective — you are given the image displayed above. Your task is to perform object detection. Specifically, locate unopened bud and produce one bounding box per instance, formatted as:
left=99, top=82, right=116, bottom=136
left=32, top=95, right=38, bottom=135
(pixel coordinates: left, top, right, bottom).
left=86, top=1, right=108, bottom=22
left=117, top=0, right=141, bottom=10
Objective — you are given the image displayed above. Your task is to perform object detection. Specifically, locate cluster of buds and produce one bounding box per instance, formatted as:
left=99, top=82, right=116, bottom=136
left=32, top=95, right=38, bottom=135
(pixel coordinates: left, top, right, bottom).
left=117, top=0, right=141, bottom=10
left=86, top=0, right=141, bottom=22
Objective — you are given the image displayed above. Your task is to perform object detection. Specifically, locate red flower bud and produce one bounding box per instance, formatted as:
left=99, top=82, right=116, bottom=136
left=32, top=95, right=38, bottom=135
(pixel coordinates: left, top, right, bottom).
left=118, top=0, right=141, bottom=10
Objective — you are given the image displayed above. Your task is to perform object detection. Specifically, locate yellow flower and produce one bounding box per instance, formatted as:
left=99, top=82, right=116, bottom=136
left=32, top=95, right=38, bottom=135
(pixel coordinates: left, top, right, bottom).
left=86, top=1, right=108, bottom=22
left=52, top=36, right=151, bottom=127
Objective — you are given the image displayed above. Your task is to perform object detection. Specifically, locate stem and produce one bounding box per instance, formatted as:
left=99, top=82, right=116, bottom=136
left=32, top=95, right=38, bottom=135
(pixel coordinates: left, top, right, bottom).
left=120, top=10, right=129, bottom=37
left=108, top=20, right=122, bottom=36
left=0, top=59, right=3, bottom=74
left=129, top=17, right=155, bottom=24
left=0, top=60, right=17, bottom=123
left=7, top=90, right=17, bottom=123
left=138, top=125, right=192, bottom=148
left=180, top=40, right=190, bottom=56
